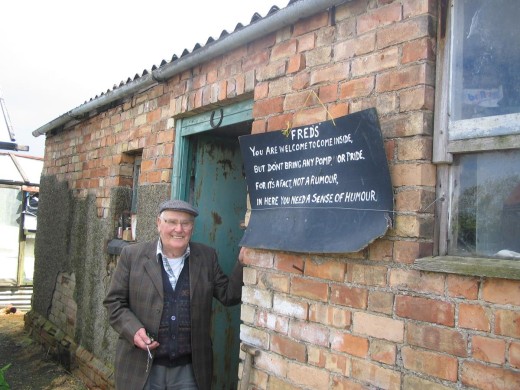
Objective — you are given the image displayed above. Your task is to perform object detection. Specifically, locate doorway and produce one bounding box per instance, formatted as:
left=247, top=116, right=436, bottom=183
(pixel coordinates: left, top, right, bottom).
left=173, top=101, right=252, bottom=389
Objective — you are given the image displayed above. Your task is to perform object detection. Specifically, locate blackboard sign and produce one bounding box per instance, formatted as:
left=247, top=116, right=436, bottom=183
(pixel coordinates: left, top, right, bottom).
left=239, top=108, right=393, bottom=253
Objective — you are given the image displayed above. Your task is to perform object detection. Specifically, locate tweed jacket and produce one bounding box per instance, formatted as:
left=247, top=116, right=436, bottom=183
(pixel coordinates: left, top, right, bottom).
left=103, top=239, right=244, bottom=390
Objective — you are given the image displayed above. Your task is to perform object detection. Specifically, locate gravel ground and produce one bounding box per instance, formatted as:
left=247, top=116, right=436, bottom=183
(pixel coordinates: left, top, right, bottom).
left=0, top=311, right=87, bottom=390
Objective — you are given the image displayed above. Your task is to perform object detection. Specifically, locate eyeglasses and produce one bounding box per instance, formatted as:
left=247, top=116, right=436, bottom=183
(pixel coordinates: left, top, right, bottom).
left=160, top=217, right=194, bottom=229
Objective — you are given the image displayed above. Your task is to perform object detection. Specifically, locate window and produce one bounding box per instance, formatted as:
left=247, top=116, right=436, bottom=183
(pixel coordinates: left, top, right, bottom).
left=437, top=0, right=520, bottom=260
left=449, top=0, right=520, bottom=138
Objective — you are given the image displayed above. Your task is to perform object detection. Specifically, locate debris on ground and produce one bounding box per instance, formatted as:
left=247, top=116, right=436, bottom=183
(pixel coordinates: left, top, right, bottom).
left=0, top=311, right=87, bottom=390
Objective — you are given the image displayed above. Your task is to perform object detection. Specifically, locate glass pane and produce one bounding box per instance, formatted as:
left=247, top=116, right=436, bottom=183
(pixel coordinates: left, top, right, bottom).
left=450, top=150, right=520, bottom=258
left=450, top=0, right=520, bottom=122
left=0, top=188, right=22, bottom=285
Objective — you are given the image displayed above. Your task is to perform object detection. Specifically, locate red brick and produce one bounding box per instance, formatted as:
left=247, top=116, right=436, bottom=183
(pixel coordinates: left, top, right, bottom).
left=340, top=76, right=375, bottom=99
left=357, top=2, right=402, bottom=34
left=393, top=214, right=434, bottom=239
left=274, top=252, right=306, bottom=274
left=271, top=39, right=297, bottom=61
left=257, top=60, right=286, bottom=82
left=251, top=119, right=266, bottom=134
left=309, top=303, right=352, bottom=329
left=390, top=163, right=436, bottom=187
left=380, top=111, right=433, bottom=138
left=286, top=361, right=330, bottom=389
left=259, top=272, right=290, bottom=293
left=389, top=269, right=444, bottom=294
left=271, top=334, right=306, bottom=362
left=352, top=47, right=399, bottom=77
left=305, top=259, right=346, bottom=282
left=353, top=312, right=404, bottom=342
left=377, top=15, right=433, bottom=49
left=290, top=276, right=329, bottom=302
left=351, top=359, right=401, bottom=390
left=461, top=361, right=520, bottom=390
left=394, top=240, right=432, bottom=264
left=510, top=342, right=520, bottom=369
left=331, top=376, right=365, bottom=390
left=297, top=33, right=315, bottom=52
left=242, top=50, right=270, bottom=72
left=402, top=347, right=458, bottom=381
left=459, top=303, right=491, bottom=332
left=495, top=309, right=520, bottom=338
left=273, top=294, right=308, bottom=320
left=292, top=71, right=310, bottom=91
left=402, top=0, right=437, bottom=18
left=308, top=345, right=350, bottom=374
left=377, top=63, right=434, bottom=93
left=347, top=263, right=387, bottom=286
left=396, top=295, right=454, bottom=326
left=396, top=137, right=433, bottom=161
left=310, top=62, right=350, bottom=86
left=242, top=248, right=274, bottom=268
left=289, top=320, right=329, bottom=346
left=482, top=279, right=520, bottom=306
left=327, top=102, right=350, bottom=120
left=254, top=82, right=269, bottom=100
left=407, top=322, right=467, bottom=357
left=400, top=85, right=435, bottom=112
left=368, top=290, right=394, bottom=315
left=267, top=113, right=294, bottom=132
left=256, top=310, right=289, bottom=334
left=370, top=339, right=396, bottom=364
left=446, top=275, right=479, bottom=299
left=287, top=53, right=306, bottom=74
left=330, top=331, right=368, bottom=357
left=284, top=90, right=318, bottom=111
left=292, top=106, right=328, bottom=127
left=253, top=96, right=284, bottom=118
left=368, top=239, right=393, bottom=262
left=334, top=33, right=376, bottom=60
left=255, top=351, right=288, bottom=378
left=318, top=84, right=339, bottom=103
left=395, top=188, right=435, bottom=213
left=293, top=12, right=329, bottom=36
left=472, top=335, right=506, bottom=364
left=402, top=38, right=436, bottom=64
left=330, top=285, right=368, bottom=309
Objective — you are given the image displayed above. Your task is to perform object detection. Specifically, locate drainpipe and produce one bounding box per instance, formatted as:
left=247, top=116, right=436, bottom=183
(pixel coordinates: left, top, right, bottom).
left=32, top=0, right=350, bottom=138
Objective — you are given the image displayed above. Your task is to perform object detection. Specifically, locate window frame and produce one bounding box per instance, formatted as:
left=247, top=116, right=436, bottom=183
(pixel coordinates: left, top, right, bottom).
left=416, top=0, right=520, bottom=279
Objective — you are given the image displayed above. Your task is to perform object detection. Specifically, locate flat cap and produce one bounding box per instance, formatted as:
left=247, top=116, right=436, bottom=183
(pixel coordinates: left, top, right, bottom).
left=158, top=199, right=199, bottom=217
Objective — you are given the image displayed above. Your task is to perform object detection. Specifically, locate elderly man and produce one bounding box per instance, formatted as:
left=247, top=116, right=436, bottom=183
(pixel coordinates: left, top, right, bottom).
left=104, top=199, right=244, bottom=390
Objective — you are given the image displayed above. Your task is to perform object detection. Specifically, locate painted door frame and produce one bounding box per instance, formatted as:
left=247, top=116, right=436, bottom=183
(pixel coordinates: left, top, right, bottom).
left=171, top=100, right=253, bottom=199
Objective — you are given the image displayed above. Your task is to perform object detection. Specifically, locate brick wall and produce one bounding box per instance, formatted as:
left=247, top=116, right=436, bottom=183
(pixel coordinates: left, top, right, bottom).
left=32, top=0, right=520, bottom=389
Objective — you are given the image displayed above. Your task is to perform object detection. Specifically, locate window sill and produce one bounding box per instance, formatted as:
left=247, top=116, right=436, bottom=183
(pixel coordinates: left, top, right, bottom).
left=413, top=256, right=520, bottom=280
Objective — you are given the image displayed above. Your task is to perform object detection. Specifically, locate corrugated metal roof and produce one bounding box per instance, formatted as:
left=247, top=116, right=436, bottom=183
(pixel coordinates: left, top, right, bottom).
left=0, top=152, right=43, bottom=186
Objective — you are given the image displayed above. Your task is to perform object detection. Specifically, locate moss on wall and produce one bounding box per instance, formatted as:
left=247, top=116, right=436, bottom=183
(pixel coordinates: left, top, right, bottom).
left=33, top=178, right=171, bottom=366
left=135, top=184, right=171, bottom=242
left=33, top=176, right=74, bottom=317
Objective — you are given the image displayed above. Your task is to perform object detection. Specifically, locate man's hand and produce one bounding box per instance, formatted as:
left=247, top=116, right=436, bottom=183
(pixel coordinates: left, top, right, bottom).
left=134, top=327, right=160, bottom=351
left=238, top=247, right=246, bottom=265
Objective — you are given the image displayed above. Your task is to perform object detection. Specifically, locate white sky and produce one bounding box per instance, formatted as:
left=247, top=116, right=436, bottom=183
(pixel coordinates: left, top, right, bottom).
left=0, top=0, right=286, bottom=157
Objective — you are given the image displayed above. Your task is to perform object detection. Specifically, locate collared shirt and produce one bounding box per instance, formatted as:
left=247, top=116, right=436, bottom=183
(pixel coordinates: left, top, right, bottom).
left=157, top=241, right=190, bottom=290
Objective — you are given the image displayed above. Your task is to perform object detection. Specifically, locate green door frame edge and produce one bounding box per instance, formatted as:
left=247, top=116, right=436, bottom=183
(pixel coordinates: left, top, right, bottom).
left=170, top=100, right=253, bottom=199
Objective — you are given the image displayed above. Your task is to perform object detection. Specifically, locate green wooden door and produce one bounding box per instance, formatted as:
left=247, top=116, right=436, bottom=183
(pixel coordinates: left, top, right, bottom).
left=191, top=133, right=246, bottom=389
